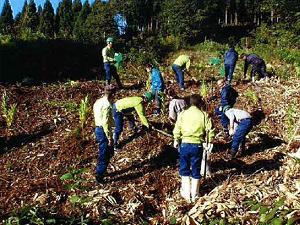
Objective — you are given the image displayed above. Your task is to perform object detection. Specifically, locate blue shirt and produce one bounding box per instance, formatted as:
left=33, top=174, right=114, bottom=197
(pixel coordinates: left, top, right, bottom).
left=151, top=68, right=165, bottom=92
left=221, top=84, right=238, bottom=107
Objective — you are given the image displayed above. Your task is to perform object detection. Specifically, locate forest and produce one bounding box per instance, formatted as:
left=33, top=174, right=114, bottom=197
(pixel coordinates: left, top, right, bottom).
left=0, top=0, right=300, bottom=224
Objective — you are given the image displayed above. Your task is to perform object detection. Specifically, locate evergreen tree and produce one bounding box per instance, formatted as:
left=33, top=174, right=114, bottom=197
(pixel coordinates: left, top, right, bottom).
left=72, top=0, right=82, bottom=22
left=21, top=0, right=39, bottom=32
left=0, top=0, right=14, bottom=34
left=73, top=0, right=91, bottom=41
left=39, top=0, right=54, bottom=37
left=83, top=1, right=117, bottom=43
left=57, top=0, right=74, bottom=38
left=54, top=2, right=62, bottom=36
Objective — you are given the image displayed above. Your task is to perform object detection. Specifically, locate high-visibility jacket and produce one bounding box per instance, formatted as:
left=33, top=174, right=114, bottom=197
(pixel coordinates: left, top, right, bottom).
left=115, top=97, right=149, bottom=127
left=93, top=96, right=114, bottom=140
left=102, top=46, right=115, bottom=63
left=173, top=106, right=214, bottom=144
left=173, top=55, right=191, bottom=70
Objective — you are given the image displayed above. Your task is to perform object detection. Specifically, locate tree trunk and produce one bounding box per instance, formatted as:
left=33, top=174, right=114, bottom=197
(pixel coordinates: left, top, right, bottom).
left=235, top=11, right=238, bottom=25
left=271, top=10, right=274, bottom=24
left=225, top=7, right=228, bottom=25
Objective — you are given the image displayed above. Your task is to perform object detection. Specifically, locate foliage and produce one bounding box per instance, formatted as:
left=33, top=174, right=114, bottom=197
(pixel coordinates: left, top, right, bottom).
left=19, top=27, right=46, bottom=41
left=1, top=91, right=17, bottom=130
left=286, top=103, right=300, bottom=141
left=0, top=0, right=14, bottom=34
left=73, top=0, right=91, bottom=42
left=60, top=167, right=88, bottom=191
left=79, top=95, right=90, bottom=131
left=0, top=34, right=13, bottom=45
left=4, top=205, right=92, bottom=225
left=244, top=89, right=259, bottom=105
left=200, top=81, right=209, bottom=100
left=57, top=0, right=74, bottom=38
left=39, top=0, right=55, bottom=38
left=45, top=100, right=78, bottom=112
left=21, top=0, right=39, bottom=32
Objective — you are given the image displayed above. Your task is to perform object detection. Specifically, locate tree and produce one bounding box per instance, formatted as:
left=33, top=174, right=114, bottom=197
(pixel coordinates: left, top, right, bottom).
left=83, top=1, right=117, bottom=43
left=73, top=0, right=91, bottom=41
left=57, top=0, right=74, bottom=38
left=0, top=0, right=14, bottom=34
left=72, top=0, right=82, bottom=21
left=39, top=0, right=54, bottom=37
left=21, top=0, right=39, bottom=32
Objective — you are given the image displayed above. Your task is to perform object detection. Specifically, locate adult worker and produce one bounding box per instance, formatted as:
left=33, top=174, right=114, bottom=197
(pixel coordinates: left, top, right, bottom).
left=93, top=88, right=115, bottom=183
left=224, top=108, right=253, bottom=160
left=172, top=55, right=191, bottom=90
left=173, top=94, right=215, bottom=202
left=102, top=37, right=123, bottom=88
left=224, top=46, right=238, bottom=84
left=167, top=88, right=187, bottom=123
left=145, top=64, right=165, bottom=115
left=241, top=53, right=268, bottom=82
left=113, top=94, right=152, bottom=150
left=215, top=79, right=238, bottom=136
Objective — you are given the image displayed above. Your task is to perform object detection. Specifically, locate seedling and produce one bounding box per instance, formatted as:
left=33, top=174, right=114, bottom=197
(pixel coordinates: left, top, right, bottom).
left=1, top=91, right=17, bottom=132
left=244, top=89, right=259, bottom=105
left=200, top=81, right=209, bottom=100
left=79, top=95, right=90, bottom=138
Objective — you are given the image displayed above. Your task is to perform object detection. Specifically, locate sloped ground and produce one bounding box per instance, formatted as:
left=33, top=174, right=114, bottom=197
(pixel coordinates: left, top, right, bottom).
left=0, top=55, right=300, bottom=224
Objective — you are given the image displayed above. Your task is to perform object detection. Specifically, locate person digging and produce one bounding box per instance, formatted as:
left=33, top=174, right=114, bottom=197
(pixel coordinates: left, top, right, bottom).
left=167, top=88, right=188, bottom=123
left=144, top=63, right=165, bottom=115
left=172, top=55, right=191, bottom=91
left=214, top=79, right=238, bottom=138
left=241, top=53, right=269, bottom=83
left=102, top=37, right=123, bottom=88
left=173, top=94, right=215, bottom=202
left=93, top=88, right=115, bottom=183
left=112, top=93, right=152, bottom=151
left=224, top=108, right=253, bottom=160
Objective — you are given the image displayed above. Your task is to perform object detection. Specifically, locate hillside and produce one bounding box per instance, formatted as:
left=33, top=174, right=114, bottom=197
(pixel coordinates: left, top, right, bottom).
left=0, top=49, right=300, bottom=224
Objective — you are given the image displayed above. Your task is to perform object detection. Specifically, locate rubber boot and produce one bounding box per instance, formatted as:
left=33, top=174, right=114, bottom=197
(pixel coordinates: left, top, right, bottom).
left=180, top=176, right=191, bottom=202
left=191, top=178, right=201, bottom=203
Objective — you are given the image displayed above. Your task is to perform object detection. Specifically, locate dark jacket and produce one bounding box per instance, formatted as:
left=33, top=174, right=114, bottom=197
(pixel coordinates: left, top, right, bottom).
left=221, top=84, right=238, bottom=108
left=224, top=47, right=238, bottom=65
left=244, top=54, right=265, bottom=74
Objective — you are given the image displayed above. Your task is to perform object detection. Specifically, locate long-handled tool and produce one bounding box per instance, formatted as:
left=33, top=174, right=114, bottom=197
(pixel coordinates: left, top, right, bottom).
left=152, top=127, right=173, bottom=138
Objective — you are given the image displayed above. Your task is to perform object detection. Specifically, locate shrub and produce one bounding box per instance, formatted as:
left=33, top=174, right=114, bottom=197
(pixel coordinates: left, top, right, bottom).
left=1, top=91, right=17, bottom=131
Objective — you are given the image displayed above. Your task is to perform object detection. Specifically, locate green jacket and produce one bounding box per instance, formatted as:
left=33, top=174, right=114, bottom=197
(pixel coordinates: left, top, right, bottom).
left=115, top=97, right=149, bottom=127
left=93, top=96, right=114, bottom=140
left=173, top=55, right=191, bottom=70
left=173, top=106, right=214, bottom=144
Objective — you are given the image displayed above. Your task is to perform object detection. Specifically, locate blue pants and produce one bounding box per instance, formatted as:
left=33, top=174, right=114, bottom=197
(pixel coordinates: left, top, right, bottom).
left=251, top=62, right=268, bottom=79
left=179, top=143, right=203, bottom=179
left=215, top=107, right=229, bottom=130
left=225, top=64, right=236, bottom=83
left=113, top=104, right=135, bottom=145
left=231, top=118, right=252, bottom=153
left=104, top=63, right=122, bottom=86
left=95, top=127, right=111, bottom=176
left=172, top=64, right=184, bottom=89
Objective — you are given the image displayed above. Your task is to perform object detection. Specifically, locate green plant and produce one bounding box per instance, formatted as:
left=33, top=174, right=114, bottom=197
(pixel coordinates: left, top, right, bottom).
left=286, top=104, right=300, bottom=141
left=244, top=90, right=259, bottom=105
left=60, top=167, right=88, bottom=191
left=79, top=95, right=90, bottom=131
left=1, top=91, right=17, bottom=131
left=200, top=81, right=209, bottom=100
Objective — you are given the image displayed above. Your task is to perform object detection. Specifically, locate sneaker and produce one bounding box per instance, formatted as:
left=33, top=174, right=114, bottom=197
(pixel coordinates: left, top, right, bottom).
left=225, top=150, right=237, bottom=161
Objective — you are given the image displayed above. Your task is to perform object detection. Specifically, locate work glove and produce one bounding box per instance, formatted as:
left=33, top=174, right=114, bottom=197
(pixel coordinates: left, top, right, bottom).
left=202, top=143, right=213, bottom=152
left=173, top=140, right=179, bottom=148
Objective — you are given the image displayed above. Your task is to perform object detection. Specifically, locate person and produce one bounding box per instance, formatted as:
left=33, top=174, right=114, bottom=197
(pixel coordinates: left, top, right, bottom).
left=224, top=108, right=253, bottom=160
left=224, top=46, right=238, bottom=84
left=241, top=53, right=268, bottom=82
left=214, top=79, right=238, bottom=135
left=93, top=88, right=115, bottom=183
left=113, top=94, right=152, bottom=150
left=173, top=94, right=215, bottom=202
left=167, top=88, right=187, bottom=123
left=172, top=55, right=191, bottom=90
left=144, top=64, right=165, bottom=115
left=102, top=37, right=123, bottom=88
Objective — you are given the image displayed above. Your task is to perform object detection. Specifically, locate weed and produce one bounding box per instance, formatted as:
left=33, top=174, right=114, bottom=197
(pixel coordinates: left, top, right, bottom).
left=1, top=91, right=17, bottom=131
left=45, top=100, right=78, bottom=112
left=200, top=81, right=209, bottom=100
left=60, top=167, right=89, bottom=191
left=244, top=89, right=259, bottom=105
